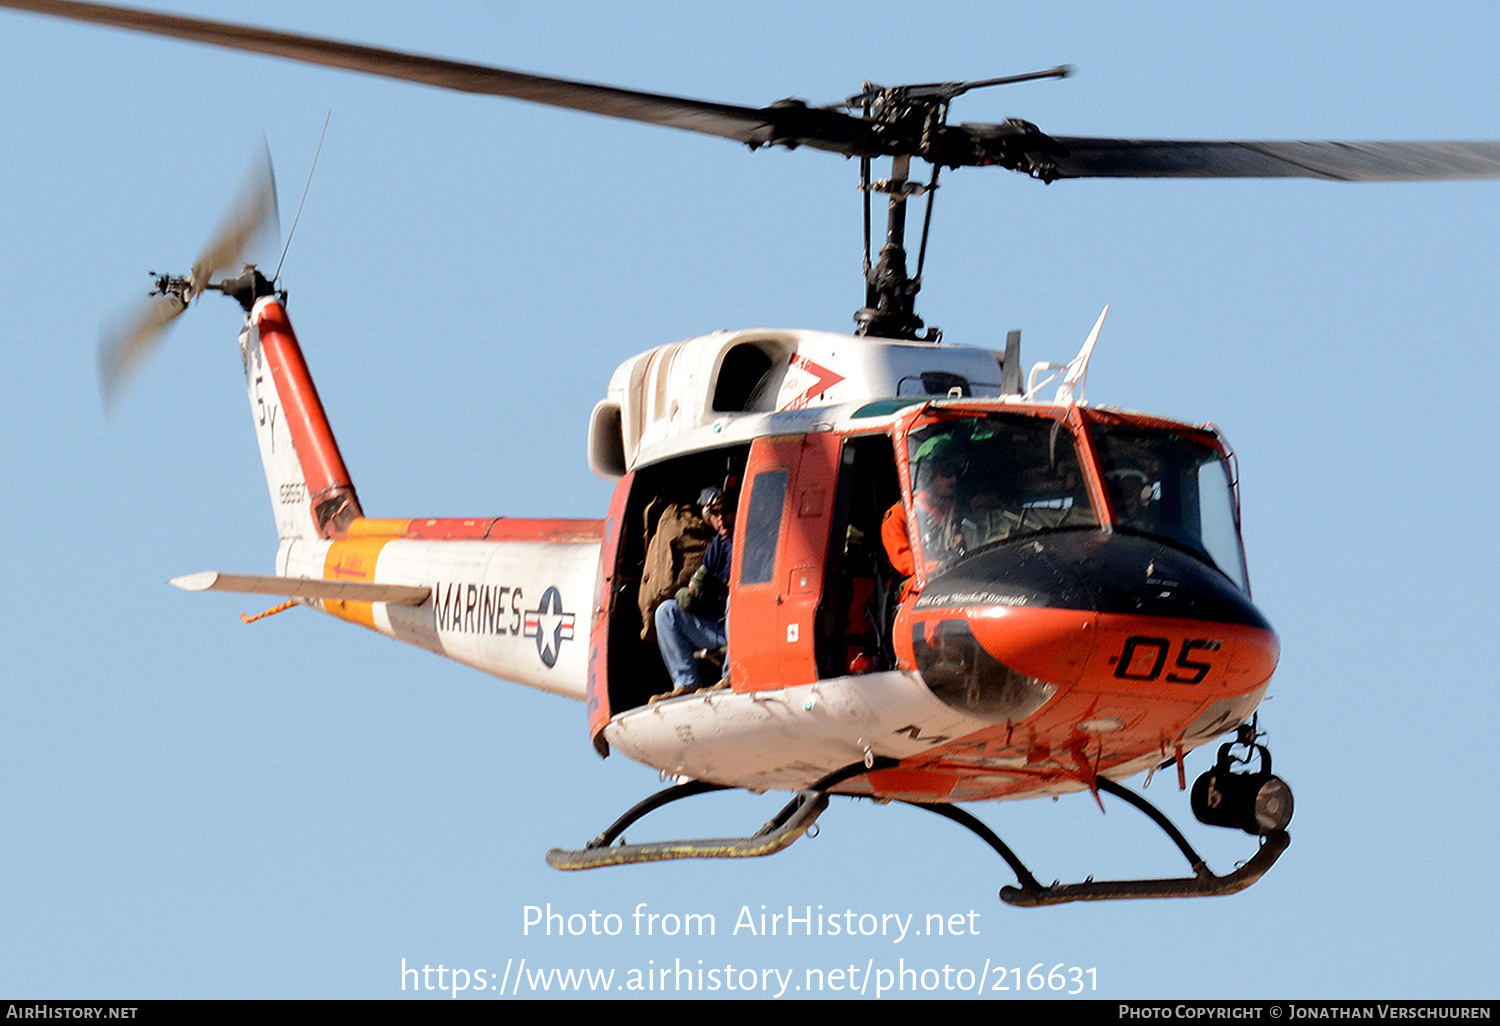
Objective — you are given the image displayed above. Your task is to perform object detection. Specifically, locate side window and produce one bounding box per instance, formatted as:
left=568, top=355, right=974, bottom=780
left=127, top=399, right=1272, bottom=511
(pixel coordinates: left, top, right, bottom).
left=739, top=470, right=788, bottom=585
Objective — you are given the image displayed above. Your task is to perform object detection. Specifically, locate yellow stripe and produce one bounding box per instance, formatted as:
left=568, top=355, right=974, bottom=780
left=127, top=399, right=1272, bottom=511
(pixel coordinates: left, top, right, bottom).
left=322, top=537, right=393, bottom=630
left=343, top=517, right=411, bottom=539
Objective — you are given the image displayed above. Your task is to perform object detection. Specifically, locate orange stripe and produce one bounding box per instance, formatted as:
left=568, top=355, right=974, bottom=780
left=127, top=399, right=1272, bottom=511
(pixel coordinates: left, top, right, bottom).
left=405, top=517, right=604, bottom=542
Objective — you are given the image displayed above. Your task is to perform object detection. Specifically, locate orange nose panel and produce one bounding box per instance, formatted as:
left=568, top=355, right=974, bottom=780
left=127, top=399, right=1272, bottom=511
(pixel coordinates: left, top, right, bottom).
left=962, top=606, right=1100, bottom=688
left=1080, top=615, right=1279, bottom=700
left=899, top=602, right=1279, bottom=780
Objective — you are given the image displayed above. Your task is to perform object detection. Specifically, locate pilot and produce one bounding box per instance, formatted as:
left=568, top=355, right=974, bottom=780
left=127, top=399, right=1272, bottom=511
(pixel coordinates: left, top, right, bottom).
left=1105, top=467, right=1155, bottom=525
left=654, top=484, right=735, bottom=696
left=883, top=433, right=966, bottom=587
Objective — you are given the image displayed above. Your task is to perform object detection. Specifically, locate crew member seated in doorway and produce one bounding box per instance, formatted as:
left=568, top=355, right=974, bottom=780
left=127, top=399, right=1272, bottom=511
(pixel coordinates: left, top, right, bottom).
left=654, top=485, right=735, bottom=697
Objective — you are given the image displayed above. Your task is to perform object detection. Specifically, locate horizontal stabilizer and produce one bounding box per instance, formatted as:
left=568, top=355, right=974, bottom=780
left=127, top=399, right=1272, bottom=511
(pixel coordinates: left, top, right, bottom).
left=169, top=571, right=430, bottom=605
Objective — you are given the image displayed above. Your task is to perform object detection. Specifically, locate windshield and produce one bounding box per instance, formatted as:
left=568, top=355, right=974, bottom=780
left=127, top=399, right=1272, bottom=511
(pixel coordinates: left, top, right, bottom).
left=1088, top=421, right=1249, bottom=591
left=902, top=413, right=1097, bottom=575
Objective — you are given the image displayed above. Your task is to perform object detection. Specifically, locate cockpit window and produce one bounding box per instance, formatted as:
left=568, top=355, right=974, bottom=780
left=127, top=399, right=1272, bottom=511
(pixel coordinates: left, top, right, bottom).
left=903, top=414, right=1097, bottom=575
left=1089, top=423, right=1249, bottom=592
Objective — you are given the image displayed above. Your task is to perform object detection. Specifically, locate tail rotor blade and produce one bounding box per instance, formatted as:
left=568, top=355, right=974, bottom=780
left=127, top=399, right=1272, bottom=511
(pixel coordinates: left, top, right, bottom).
left=97, top=291, right=187, bottom=413
left=98, top=145, right=280, bottom=412
left=191, top=142, right=279, bottom=289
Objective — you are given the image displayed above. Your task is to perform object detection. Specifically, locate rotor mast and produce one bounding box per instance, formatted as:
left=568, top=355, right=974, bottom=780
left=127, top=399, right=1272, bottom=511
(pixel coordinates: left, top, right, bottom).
left=855, top=153, right=937, bottom=341
left=849, top=69, right=1069, bottom=341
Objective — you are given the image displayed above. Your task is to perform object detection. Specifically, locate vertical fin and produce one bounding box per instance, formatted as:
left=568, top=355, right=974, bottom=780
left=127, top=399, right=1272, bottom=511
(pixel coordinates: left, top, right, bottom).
left=238, top=293, right=362, bottom=539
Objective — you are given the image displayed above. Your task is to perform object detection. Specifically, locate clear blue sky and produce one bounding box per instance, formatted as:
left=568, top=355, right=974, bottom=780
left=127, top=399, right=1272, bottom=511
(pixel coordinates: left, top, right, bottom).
left=2, top=0, right=1497, bottom=1000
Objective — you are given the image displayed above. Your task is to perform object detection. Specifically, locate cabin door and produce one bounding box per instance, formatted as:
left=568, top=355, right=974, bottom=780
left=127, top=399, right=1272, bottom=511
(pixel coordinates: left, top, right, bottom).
left=727, top=432, right=840, bottom=691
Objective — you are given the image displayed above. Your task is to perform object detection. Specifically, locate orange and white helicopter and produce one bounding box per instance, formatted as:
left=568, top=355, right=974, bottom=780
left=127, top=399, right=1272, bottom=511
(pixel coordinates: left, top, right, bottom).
left=15, top=0, right=1500, bottom=907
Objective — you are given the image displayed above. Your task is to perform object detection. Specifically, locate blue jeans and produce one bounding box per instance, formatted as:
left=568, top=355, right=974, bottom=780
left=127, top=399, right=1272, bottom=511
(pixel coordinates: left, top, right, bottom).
left=655, top=600, right=727, bottom=689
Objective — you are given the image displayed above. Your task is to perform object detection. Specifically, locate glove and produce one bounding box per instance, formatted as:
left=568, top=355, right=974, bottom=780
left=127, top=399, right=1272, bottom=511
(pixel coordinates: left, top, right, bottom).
left=675, top=565, right=724, bottom=616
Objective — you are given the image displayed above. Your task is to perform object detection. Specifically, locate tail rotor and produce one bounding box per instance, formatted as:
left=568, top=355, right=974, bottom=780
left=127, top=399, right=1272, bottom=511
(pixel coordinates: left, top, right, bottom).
left=98, top=143, right=279, bottom=412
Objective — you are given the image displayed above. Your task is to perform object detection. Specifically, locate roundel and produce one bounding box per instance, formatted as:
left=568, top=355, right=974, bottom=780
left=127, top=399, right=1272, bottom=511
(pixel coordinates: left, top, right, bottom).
left=523, top=586, right=576, bottom=668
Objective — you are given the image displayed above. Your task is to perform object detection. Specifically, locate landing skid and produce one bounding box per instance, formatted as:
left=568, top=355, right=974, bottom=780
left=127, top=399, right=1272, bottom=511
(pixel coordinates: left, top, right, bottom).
left=548, top=763, right=1289, bottom=906
left=911, top=778, right=1290, bottom=907
left=545, top=758, right=897, bottom=870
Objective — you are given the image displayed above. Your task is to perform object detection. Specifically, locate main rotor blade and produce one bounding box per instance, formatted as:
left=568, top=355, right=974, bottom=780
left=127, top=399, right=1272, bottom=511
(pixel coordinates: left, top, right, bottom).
left=11, top=1, right=1500, bottom=182
left=0, top=0, right=814, bottom=148
left=1041, top=137, right=1500, bottom=181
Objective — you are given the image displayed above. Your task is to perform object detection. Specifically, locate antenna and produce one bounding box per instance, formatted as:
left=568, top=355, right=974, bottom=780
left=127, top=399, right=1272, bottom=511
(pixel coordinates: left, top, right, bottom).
left=273, top=111, right=332, bottom=283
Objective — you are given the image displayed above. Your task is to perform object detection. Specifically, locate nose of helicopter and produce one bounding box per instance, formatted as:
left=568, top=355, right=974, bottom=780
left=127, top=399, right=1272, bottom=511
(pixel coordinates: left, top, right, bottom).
left=900, top=531, right=1278, bottom=726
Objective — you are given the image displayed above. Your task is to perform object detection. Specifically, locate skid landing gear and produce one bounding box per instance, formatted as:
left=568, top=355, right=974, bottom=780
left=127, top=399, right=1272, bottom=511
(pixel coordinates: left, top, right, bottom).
left=546, top=758, right=898, bottom=870
left=912, top=777, right=1290, bottom=907
left=548, top=731, right=1291, bottom=907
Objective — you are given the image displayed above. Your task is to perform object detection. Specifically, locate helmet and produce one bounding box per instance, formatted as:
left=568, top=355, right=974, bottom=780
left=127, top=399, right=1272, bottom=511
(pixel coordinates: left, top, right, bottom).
left=1105, top=468, right=1153, bottom=505
left=697, top=485, right=724, bottom=508
left=913, top=434, right=968, bottom=486
left=913, top=434, right=964, bottom=465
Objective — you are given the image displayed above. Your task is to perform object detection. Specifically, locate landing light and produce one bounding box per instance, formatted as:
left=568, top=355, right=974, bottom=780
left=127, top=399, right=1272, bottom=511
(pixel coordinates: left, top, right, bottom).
left=1190, top=740, right=1294, bottom=836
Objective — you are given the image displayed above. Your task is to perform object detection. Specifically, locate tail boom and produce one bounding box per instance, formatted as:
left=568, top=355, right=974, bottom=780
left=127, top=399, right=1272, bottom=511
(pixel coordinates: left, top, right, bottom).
left=276, top=518, right=603, bottom=700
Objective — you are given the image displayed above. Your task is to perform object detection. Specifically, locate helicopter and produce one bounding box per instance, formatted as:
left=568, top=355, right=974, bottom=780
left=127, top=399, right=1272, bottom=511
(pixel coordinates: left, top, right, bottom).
left=10, top=0, right=1500, bottom=909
